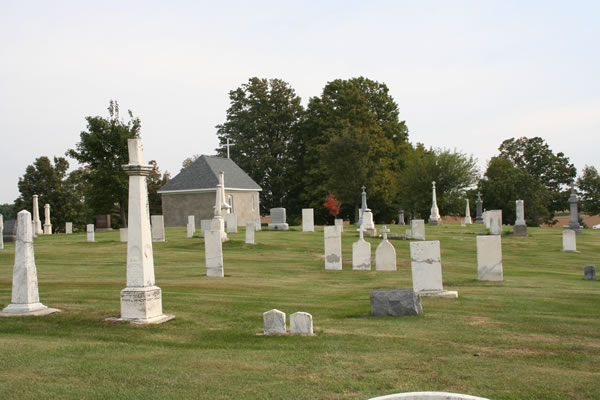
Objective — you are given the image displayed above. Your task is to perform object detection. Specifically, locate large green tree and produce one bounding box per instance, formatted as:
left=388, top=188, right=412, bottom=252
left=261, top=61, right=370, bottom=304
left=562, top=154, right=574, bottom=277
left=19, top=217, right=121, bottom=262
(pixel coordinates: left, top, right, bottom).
left=215, top=78, right=304, bottom=215
left=66, top=100, right=140, bottom=226
left=397, top=146, right=479, bottom=220
left=480, top=156, right=551, bottom=226
left=577, top=165, right=600, bottom=216
left=15, top=156, right=91, bottom=231
left=300, top=77, right=410, bottom=223
left=498, top=137, right=576, bottom=215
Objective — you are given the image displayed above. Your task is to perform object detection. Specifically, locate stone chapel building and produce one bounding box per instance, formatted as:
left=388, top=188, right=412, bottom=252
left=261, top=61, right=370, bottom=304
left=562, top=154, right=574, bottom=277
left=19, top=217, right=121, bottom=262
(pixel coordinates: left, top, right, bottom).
left=158, top=155, right=262, bottom=227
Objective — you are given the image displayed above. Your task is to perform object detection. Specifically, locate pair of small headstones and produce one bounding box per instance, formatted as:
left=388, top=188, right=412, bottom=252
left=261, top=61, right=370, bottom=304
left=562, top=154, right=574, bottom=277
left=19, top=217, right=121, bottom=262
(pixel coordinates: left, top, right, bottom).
left=263, top=309, right=313, bottom=335
left=584, top=265, right=596, bottom=281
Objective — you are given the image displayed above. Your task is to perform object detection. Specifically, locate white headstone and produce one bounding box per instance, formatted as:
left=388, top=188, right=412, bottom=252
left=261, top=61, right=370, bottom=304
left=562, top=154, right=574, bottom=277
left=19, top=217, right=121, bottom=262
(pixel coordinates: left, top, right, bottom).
left=488, top=210, right=502, bottom=235
left=86, top=224, right=95, bottom=242
left=410, top=240, right=457, bottom=298
left=255, top=217, right=262, bottom=231
left=263, top=309, right=286, bottom=334
left=1, top=210, right=58, bottom=315
left=187, top=215, right=196, bottom=233
left=405, top=229, right=412, bottom=239
left=375, top=226, right=396, bottom=271
left=334, top=218, right=344, bottom=233
left=483, top=211, right=490, bottom=229
left=225, top=213, right=238, bottom=233
left=212, top=171, right=230, bottom=242
left=352, top=228, right=371, bottom=270
left=119, top=228, right=128, bottom=243
left=290, top=312, right=313, bottom=335
left=477, top=235, right=503, bottom=281
left=65, top=222, right=72, bottom=234
left=32, top=195, right=42, bottom=235
left=245, top=222, right=255, bottom=244
left=361, top=210, right=375, bottom=230
left=268, top=208, right=289, bottom=230
left=205, top=229, right=224, bottom=277
left=411, top=219, right=425, bottom=240
left=324, top=226, right=342, bottom=270
left=463, top=199, right=472, bottom=225
left=43, top=203, right=52, bottom=234
left=201, top=219, right=212, bottom=237
left=302, top=208, right=315, bottom=232
left=0, top=214, right=3, bottom=250
left=116, top=138, right=173, bottom=324
left=186, top=222, right=194, bottom=238
left=151, top=215, right=165, bottom=242
left=562, top=230, right=576, bottom=251
left=31, top=221, right=37, bottom=239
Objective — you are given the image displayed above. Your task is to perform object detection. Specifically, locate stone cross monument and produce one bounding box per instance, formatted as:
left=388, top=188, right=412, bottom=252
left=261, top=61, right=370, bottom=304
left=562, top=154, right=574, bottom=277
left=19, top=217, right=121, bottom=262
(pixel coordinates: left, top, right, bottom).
left=429, top=181, right=440, bottom=226
left=211, top=171, right=231, bottom=242
left=32, top=194, right=43, bottom=235
left=114, top=138, right=174, bottom=324
left=463, top=199, right=472, bottom=225
left=475, top=192, right=484, bottom=224
left=357, top=185, right=368, bottom=227
left=43, top=204, right=52, bottom=234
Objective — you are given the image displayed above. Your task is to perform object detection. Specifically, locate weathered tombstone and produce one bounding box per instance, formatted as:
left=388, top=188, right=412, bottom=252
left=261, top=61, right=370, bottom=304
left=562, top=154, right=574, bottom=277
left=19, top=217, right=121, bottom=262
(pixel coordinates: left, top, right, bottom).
left=368, top=392, right=490, bottom=400
left=477, top=235, right=503, bottom=281
left=290, top=312, right=313, bottom=335
left=187, top=215, right=196, bottom=235
left=200, top=219, right=211, bottom=237
left=43, top=204, right=52, bottom=234
left=562, top=230, right=576, bottom=251
left=375, top=226, right=396, bottom=271
left=151, top=215, right=165, bottom=242
left=334, top=218, right=344, bottom=233
left=411, top=219, right=425, bottom=240
left=488, top=210, right=502, bottom=235
left=361, top=210, right=377, bottom=236
left=32, top=194, right=42, bottom=235
left=225, top=213, right=238, bottom=233
left=1, top=210, right=60, bottom=316
left=245, top=222, right=255, bottom=244
left=410, top=240, right=457, bottom=298
left=119, top=228, right=128, bottom=243
left=113, top=138, right=174, bottom=324
left=483, top=211, right=490, bottom=229
left=302, top=208, right=314, bottom=232
left=370, top=289, right=422, bottom=316
left=463, top=199, right=472, bottom=225
left=268, top=208, right=289, bottom=230
left=255, top=217, right=262, bottom=231
left=95, top=214, right=112, bottom=231
left=429, top=181, right=441, bottom=225
left=186, top=222, right=194, bottom=238
left=3, top=219, right=17, bottom=243
left=584, top=265, right=596, bottom=281
left=352, top=227, right=371, bottom=270
left=514, top=200, right=527, bottom=236
left=86, top=224, right=95, bottom=242
left=263, top=309, right=286, bottom=334
left=0, top=214, right=3, bottom=250
left=397, top=210, right=405, bottom=225
left=65, top=222, right=72, bottom=234
left=405, top=229, right=412, bottom=239
left=204, top=229, right=224, bottom=277
left=324, top=226, right=342, bottom=270
left=565, top=185, right=583, bottom=234
left=474, top=192, right=484, bottom=224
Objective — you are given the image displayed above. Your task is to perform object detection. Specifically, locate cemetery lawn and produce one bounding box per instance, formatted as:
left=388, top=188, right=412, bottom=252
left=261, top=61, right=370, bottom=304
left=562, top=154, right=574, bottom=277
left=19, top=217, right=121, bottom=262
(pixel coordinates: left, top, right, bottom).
left=1, top=225, right=599, bottom=400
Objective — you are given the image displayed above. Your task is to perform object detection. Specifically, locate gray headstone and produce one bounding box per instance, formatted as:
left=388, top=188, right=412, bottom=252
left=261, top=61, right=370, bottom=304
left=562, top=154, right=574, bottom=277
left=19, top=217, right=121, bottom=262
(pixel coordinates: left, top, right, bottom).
left=584, top=265, right=596, bottom=281
left=268, top=208, right=289, bottom=230
left=3, top=219, right=17, bottom=243
left=370, top=289, right=422, bottom=316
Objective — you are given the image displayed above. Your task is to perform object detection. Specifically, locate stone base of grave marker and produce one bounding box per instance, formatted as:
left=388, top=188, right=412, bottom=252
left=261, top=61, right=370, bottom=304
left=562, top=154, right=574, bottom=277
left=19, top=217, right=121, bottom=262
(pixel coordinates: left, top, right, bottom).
left=513, top=224, right=527, bottom=236
left=110, top=286, right=175, bottom=324
left=368, top=391, right=491, bottom=400
left=268, top=222, right=289, bottom=231
left=584, top=265, right=596, bottom=281
left=1, top=304, right=60, bottom=316
left=43, top=224, right=52, bottom=235
left=370, top=289, right=422, bottom=316
left=418, top=290, right=459, bottom=298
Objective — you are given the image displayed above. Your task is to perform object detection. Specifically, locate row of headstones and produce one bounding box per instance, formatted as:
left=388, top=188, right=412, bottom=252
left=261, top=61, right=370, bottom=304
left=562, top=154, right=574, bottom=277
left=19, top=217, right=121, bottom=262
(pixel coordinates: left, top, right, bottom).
left=263, top=309, right=313, bottom=335
left=81, top=216, right=166, bottom=243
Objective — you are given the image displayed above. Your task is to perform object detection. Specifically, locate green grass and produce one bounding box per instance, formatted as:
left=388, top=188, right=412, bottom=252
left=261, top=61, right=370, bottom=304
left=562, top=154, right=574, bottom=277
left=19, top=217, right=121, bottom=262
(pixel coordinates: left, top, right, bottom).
left=0, top=224, right=599, bottom=399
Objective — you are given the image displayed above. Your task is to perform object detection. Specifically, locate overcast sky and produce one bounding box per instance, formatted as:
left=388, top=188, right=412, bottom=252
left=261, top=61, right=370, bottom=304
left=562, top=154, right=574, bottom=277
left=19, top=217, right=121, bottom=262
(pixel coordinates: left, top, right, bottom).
left=1, top=1, right=598, bottom=204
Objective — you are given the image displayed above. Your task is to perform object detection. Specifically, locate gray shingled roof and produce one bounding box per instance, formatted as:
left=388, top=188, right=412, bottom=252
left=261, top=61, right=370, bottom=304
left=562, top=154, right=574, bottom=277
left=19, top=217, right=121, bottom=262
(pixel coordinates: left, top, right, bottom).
left=158, top=155, right=262, bottom=193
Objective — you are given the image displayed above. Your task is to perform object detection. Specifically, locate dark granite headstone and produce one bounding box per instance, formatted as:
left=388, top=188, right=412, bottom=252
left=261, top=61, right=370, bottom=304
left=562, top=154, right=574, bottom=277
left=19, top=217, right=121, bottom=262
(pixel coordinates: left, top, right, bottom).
left=584, top=265, right=596, bottom=281
left=370, top=288, right=422, bottom=316
left=95, top=214, right=112, bottom=231
left=3, top=219, right=17, bottom=243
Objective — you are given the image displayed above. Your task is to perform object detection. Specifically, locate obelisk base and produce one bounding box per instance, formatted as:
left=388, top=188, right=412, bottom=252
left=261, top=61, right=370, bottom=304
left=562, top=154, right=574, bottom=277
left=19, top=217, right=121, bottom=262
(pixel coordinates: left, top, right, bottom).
left=1, top=302, right=60, bottom=316
left=109, top=286, right=175, bottom=324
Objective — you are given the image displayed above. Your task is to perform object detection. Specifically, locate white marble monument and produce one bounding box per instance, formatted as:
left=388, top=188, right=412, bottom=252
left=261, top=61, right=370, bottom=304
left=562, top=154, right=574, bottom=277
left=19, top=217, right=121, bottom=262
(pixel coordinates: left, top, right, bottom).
left=375, top=226, right=397, bottom=271
left=86, top=224, right=95, bottom=242
left=477, top=235, right=503, bottom=281
left=410, top=240, right=457, bottom=298
left=151, top=215, right=165, bottom=242
left=290, top=312, right=313, bottom=335
left=205, top=228, right=224, bottom=277
left=255, top=217, right=262, bottom=231
left=201, top=219, right=212, bottom=238
left=43, top=204, right=52, bottom=234
left=514, top=200, right=527, bottom=236
left=245, top=222, right=255, bottom=244
left=335, top=218, right=344, bottom=233
left=352, top=227, right=371, bottom=270
left=463, top=199, right=472, bottom=225
left=65, top=222, right=72, bottom=234
left=562, top=230, right=576, bottom=251
left=302, top=208, right=314, bottom=232
left=225, top=212, right=238, bottom=233
left=112, top=138, right=174, bottom=324
left=1, top=210, right=60, bottom=316
left=488, top=210, right=502, bottom=235
left=411, top=219, right=425, bottom=240
left=324, top=226, right=342, bottom=270
left=212, top=171, right=231, bottom=242
left=32, top=194, right=43, bottom=235
left=263, top=309, right=286, bottom=334
left=187, top=215, right=195, bottom=238
left=429, top=181, right=441, bottom=225
left=119, top=228, right=128, bottom=243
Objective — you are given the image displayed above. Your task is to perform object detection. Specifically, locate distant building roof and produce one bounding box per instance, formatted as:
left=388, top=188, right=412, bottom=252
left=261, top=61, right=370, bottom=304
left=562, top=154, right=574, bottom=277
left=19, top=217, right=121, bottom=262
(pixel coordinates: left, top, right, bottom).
left=158, top=155, right=262, bottom=193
